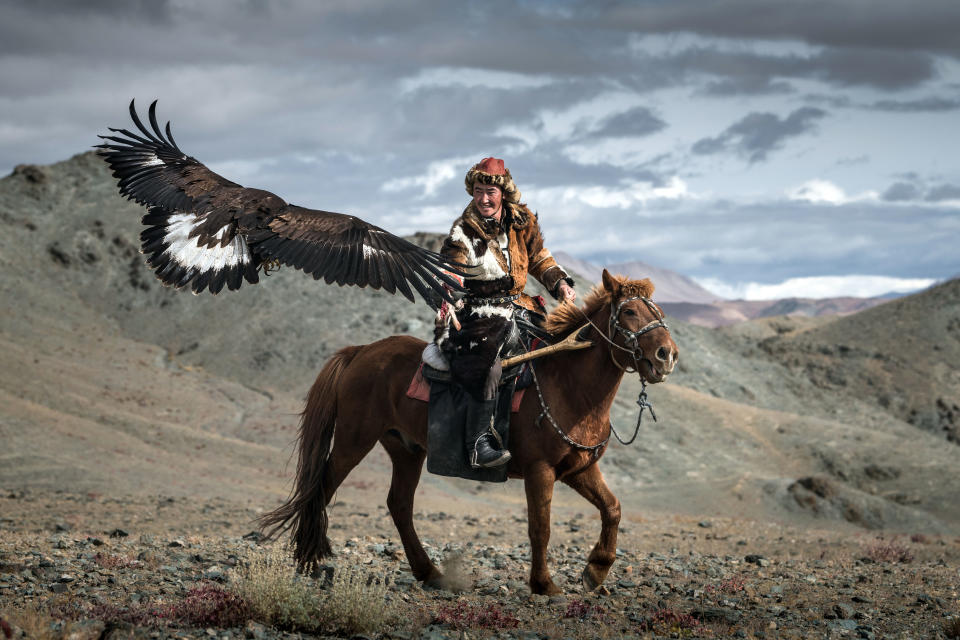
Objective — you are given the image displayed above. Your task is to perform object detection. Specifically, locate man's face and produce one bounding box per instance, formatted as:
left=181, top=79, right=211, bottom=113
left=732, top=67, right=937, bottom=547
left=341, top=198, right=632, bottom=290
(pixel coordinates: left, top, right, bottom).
left=473, top=183, right=503, bottom=219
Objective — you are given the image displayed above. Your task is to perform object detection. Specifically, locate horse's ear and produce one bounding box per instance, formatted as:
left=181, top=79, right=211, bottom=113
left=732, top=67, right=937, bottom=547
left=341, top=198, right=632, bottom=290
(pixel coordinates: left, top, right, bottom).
left=601, top=269, right=620, bottom=295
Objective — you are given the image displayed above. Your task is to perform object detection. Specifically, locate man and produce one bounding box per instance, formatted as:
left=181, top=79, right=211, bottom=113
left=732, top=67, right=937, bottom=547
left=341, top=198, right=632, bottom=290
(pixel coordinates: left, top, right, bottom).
left=433, top=157, right=575, bottom=469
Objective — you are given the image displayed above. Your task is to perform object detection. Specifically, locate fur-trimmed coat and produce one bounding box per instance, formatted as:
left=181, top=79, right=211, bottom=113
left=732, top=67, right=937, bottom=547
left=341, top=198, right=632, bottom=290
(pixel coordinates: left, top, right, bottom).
left=435, top=202, right=572, bottom=398
left=441, top=202, right=571, bottom=308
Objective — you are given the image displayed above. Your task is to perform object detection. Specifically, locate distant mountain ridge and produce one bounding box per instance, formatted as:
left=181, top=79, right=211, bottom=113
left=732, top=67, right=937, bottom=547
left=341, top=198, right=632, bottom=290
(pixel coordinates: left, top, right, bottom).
left=553, top=251, right=722, bottom=304
left=553, top=251, right=899, bottom=327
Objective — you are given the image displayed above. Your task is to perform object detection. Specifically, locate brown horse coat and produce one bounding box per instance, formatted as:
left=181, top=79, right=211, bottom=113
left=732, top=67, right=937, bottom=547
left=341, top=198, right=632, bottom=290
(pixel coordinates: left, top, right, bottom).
left=261, top=270, right=679, bottom=595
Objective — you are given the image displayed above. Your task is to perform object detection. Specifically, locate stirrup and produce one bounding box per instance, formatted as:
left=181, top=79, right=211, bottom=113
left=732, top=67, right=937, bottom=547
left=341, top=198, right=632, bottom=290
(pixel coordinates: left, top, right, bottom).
left=470, top=431, right=511, bottom=469
left=470, top=448, right=512, bottom=469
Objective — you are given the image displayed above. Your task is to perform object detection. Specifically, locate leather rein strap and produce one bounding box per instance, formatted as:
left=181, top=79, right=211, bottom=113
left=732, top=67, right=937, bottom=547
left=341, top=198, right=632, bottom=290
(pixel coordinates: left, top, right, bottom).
left=526, top=295, right=672, bottom=454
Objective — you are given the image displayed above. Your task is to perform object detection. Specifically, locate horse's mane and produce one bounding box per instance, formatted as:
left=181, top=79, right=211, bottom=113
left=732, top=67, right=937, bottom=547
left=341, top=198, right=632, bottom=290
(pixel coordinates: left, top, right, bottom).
left=544, top=276, right=655, bottom=337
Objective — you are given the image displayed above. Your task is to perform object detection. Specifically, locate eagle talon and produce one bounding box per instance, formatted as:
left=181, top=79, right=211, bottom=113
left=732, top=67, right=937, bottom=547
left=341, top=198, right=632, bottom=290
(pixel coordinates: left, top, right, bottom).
left=260, top=258, right=282, bottom=275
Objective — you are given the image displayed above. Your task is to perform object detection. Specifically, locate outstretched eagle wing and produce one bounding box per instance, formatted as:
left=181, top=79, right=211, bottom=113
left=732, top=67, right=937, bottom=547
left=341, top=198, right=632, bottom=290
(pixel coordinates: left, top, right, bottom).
left=96, top=100, right=463, bottom=303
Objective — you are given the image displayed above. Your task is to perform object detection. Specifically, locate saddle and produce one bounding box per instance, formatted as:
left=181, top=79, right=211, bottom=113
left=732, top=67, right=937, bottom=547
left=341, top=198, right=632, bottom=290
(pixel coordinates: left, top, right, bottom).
left=407, top=311, right=549, bottom=483
left=404, top=362, right=528, bottom=412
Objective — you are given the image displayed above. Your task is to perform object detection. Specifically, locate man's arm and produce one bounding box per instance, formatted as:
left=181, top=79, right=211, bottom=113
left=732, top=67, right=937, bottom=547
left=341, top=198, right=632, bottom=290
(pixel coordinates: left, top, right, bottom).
left=525, top=217, right=575, bottom=301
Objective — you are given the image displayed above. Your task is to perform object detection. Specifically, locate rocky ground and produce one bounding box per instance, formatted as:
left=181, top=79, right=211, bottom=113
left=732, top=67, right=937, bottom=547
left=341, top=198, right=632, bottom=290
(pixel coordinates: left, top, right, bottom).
left=1, top=490, right=959, bottom=639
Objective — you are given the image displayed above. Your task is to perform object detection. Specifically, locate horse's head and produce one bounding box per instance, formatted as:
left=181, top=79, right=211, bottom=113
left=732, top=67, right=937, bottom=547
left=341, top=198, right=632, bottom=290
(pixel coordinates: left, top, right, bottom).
left=601, top=269, right=679, bottom=383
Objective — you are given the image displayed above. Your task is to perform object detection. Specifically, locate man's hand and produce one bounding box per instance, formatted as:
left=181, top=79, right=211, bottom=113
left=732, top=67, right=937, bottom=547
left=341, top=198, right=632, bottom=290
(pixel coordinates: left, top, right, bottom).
left=558, top=281, right=576, bottom=303
left=436, top=288, right=463, bottom=331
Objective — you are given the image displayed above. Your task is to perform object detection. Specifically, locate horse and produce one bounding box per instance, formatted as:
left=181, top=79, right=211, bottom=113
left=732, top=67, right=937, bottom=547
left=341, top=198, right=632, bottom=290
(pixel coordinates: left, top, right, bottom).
left=259, top=269, right=679, bottom=595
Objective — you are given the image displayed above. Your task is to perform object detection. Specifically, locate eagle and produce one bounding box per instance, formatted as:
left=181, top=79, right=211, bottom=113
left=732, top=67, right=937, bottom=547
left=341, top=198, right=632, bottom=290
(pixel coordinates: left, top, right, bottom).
left=96, top=100, right=464, bottom=304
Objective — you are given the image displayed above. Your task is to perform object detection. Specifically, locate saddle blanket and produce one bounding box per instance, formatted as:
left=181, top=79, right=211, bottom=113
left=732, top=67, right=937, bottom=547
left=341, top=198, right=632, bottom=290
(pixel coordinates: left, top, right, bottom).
left=405, top=363, right=528, bottom=412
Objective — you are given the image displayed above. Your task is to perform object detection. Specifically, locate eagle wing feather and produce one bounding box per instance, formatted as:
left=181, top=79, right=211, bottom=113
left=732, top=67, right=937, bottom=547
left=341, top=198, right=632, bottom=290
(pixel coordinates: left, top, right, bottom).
left=97, top=100, right=463, bottom=303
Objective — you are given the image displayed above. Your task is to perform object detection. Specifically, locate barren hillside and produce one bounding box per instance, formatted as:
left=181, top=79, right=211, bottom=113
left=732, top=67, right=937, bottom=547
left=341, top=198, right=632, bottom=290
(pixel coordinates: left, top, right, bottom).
left=1, top=151, right=957, bottom=531
left=2, top=152, right=959, bottom=639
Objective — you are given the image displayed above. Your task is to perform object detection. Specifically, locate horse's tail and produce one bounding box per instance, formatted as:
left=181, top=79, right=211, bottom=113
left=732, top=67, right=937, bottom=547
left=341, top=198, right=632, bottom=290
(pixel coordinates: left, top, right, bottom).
left=258, top=345, right=362, bottom=568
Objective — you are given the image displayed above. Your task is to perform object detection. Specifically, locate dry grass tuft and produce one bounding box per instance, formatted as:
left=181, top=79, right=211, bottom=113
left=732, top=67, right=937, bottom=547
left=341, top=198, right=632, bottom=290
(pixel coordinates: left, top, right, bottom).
left=229, top=544, right=321, bottom=632
left=862, top=536, right=914, bottom=564
left=318, top=565, right=400, bottom=635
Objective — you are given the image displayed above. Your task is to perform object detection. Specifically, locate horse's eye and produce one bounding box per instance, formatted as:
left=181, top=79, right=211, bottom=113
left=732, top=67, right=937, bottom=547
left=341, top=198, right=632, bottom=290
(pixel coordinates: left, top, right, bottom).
left=623, top=309, right=636, bottom=316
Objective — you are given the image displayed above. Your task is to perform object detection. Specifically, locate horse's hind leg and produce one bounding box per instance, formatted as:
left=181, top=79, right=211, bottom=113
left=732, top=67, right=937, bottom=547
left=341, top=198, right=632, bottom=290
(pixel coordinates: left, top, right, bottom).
left=562, top=464, right=621, bottom=591
left=381, top=433, right=443, bottom=584
left=322, top=425, right=382, bottom=504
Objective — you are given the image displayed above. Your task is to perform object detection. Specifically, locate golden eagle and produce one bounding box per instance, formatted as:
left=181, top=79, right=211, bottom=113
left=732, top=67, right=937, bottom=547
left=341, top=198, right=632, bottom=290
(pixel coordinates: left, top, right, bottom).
left=96, top=100, right=463, bottom=303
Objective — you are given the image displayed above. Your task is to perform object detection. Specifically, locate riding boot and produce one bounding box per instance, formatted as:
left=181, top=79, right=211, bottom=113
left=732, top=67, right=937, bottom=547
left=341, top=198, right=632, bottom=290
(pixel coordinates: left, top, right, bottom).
left=466, top=396, right=511, bottom=469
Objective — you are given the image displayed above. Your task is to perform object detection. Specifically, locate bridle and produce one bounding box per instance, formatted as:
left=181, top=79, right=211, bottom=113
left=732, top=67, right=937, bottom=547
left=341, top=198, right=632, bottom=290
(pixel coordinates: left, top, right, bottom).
left=577, top=295, right=670, bottom=375
left=526, top=294, right=672, bottom=455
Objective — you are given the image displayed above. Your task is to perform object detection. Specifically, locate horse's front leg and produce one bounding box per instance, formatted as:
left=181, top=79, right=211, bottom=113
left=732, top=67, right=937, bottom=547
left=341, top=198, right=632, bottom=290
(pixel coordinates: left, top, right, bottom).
left=562, top=463, right=621, bottom=591
left=524, top=462, right=561, bottom=595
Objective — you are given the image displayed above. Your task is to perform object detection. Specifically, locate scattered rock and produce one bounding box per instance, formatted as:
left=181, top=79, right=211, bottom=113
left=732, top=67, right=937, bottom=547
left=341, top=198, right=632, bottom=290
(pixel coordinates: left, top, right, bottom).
left=744, top=554, right=770, bottom=567
left=694, top=606, right=742, bottom=624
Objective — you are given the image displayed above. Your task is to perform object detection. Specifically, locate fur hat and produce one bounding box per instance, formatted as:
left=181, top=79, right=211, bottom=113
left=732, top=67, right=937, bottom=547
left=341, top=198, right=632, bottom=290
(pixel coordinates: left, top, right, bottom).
left=464, top=157, right=521, bottom=204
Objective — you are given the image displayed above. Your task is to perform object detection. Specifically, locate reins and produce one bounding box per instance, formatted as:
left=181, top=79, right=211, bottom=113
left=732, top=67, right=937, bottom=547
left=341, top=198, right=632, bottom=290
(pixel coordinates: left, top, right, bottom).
left=525, top=295, right=670, bottom=455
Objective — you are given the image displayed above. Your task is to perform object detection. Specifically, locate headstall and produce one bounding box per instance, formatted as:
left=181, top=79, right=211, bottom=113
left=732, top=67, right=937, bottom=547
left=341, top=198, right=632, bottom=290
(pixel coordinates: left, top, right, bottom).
left=526, top=294, right=672, bottom=454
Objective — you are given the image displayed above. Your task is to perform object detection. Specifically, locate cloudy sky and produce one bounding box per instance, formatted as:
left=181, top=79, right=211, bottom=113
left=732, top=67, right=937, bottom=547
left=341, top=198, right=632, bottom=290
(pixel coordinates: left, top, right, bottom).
left=2, top=0, right=958, bottom=299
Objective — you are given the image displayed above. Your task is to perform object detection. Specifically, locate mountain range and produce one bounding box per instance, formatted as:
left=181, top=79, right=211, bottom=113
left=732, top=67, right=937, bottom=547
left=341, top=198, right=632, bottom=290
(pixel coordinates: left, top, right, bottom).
left=553, top=252, right=893, bottom=327
left=0, top=151, right=957, bottom=536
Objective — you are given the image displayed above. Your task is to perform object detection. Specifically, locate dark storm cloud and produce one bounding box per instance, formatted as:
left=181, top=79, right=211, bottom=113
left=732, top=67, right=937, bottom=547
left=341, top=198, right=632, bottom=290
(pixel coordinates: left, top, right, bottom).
left=1, top=0, right=956, bottom=291
left=692, top=107, right=827, bottom=163
left=510, top=143, right=661, bottom=189
left=882, top=182, right=922, bottom=202
left=879, top=180, right=960, bottom=203
left=660, top=46, right=936, bottom=92
left=585, top=107, right=667, bottom=139
left=925, top=184, right=960, bottom=202
left=1, top=0, right=941, bottom=94
left=589, top=0, right=960, bottom=58
left=701, top=77, right=794, bottom=97
left=6, top=0, right=172, bottom=20
left=869, top=97, right=960, bottom=112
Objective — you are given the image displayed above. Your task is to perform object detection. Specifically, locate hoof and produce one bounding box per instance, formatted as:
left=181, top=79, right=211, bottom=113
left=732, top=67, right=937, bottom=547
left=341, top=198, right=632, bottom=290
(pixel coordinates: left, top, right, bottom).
left=581, top=566, right=601, bottom=592
left=423, top=577, right=445, bottom=590
left=530, top=580, right=562, bottom=596
left=420, top=566, right=446, bottom=590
